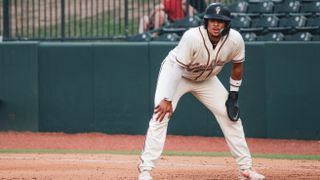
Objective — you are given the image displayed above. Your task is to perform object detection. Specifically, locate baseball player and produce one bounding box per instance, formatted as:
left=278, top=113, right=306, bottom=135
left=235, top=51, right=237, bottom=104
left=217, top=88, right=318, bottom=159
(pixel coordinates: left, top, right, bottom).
left=138, top=3, right=265, bottom=180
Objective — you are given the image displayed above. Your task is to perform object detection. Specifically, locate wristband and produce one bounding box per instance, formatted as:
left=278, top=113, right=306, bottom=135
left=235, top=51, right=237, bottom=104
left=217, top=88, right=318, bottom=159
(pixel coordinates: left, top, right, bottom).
left=230, top=78, right=242, bottom=92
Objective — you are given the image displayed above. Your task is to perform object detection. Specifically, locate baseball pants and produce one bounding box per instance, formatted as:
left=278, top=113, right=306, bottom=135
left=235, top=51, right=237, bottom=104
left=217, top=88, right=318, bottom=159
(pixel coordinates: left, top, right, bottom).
left=139, top=64, right=252, bottom=172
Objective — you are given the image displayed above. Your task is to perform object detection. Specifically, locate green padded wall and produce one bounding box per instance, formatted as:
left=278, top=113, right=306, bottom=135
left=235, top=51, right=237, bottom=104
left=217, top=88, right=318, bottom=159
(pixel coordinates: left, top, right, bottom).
left=236, top=43, right=267, bottom=138
left=38, top=43, right=94, bottom=133
left=92, top=42, right=149, bottom=134
left=0, top=42, right=319, bottom=139
left=265, top=42, right=320, bottom=139
left=0, top=42, right=39, bottom=131
left=38, top=42, right=149, bottom=134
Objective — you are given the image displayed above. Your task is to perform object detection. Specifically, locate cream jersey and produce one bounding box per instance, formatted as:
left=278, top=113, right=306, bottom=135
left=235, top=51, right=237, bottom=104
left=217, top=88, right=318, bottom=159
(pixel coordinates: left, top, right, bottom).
left=164, top=26, right=245, bottom=81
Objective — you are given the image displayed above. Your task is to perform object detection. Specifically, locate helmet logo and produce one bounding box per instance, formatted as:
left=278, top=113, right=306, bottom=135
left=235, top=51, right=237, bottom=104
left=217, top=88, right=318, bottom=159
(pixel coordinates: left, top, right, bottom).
left=216, top=7, right=221, bottom=14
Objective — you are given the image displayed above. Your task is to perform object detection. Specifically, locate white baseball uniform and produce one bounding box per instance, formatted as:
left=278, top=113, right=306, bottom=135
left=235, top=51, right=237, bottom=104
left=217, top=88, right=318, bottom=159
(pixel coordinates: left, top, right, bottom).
left=139, top=26, right=252, bottom=172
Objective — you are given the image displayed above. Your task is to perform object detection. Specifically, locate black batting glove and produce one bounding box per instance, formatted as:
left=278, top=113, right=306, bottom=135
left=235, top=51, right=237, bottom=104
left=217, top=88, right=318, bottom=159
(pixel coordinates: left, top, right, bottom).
left=225, top=91, right=240, bottom=121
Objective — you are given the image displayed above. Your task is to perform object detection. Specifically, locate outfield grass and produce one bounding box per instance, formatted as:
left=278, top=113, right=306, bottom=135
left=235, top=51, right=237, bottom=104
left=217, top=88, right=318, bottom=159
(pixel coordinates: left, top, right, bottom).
left=0, top=149, right=319, bottom=160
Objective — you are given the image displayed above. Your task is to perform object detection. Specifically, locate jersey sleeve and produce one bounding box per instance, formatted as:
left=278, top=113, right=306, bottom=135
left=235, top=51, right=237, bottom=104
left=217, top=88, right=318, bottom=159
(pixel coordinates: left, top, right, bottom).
left=231, top=33, right=245, bottom=63
left=173, top=30, right=197, bottom=67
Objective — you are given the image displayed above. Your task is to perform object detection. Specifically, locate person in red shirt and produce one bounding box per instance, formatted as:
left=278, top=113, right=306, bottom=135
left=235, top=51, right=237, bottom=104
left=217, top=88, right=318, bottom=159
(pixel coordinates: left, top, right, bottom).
left=164, top=0, right=186, bottom=22
left=138, top=0, right=195, bottom=36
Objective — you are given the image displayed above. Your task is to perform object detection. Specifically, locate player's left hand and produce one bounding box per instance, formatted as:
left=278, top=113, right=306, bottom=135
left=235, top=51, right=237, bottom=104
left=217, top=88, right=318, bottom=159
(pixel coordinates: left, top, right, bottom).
left=154, top=99, right=173, bottom=122
left=225, top=91, right=240, bottom=121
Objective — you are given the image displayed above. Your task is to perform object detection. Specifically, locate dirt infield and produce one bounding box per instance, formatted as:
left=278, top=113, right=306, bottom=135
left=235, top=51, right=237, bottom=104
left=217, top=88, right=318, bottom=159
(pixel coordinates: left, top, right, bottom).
left=0, top=132, right=319, bottom=179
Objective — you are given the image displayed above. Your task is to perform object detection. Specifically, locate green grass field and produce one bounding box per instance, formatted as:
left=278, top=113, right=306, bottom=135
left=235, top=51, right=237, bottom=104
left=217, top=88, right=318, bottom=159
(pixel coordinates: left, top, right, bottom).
left=1, top=149, right=319, bottom=160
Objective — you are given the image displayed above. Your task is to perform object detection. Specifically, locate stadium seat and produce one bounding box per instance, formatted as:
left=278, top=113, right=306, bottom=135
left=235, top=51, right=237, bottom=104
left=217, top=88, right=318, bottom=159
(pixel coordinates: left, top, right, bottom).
left=247, top=0, right=275, bottom=15
left=231, top=15, right=252, bottom=30
left=240, top=15, right=279, bottom=34
left=162, top=16, right=201, bottom=36
left=296, top=16, right=320, bottom=33
left=272, top=0, right=284, bottom=3
left=300, top=0, right=320, bottom=16
left=161, top=27, right=185, bottom=34
left=168, top=16, right=201, bottom=28
left=269, top=15, right=307, bottom=33
left=285, top=32, right=313, bottom=41
left=241, top=32, right=257, bottom=41
left=256, top=32, right=285, bottom=41
left=229, top=1, right=249, bottom=15
left=127, top=32, right=152, bottom=41
left=273, top=0, right=301, bottom=15
left=153, top=33, right=180, bottom=42
left=248, top=0, right=282, bottom=2
left=248, top=0, right=263, bottom=3
left=311, top=34, right=320, bottom=41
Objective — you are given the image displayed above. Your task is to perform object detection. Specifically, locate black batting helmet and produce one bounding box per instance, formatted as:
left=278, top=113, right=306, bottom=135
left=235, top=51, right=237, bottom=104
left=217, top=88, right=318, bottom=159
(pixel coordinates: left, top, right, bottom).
left=203, top=3, right=231, bottom=36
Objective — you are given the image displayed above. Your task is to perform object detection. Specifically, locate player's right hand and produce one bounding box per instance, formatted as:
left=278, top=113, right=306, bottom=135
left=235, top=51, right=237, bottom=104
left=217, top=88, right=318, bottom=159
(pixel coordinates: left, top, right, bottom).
left=154, top=99, right=173, bottom=122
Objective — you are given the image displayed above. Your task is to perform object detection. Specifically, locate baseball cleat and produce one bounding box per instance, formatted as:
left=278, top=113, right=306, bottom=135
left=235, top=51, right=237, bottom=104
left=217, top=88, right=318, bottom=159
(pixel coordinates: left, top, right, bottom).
left=138, top=170, right=152, bottom=180
left=239, top=168, right=265, bottom=180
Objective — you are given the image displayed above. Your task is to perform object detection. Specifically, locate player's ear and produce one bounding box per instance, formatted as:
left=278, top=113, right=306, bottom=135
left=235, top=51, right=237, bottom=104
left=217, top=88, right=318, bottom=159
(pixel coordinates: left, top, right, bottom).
left=203, top=19, right=208, bottom=29
left=220, top=22, right=230, bottom=36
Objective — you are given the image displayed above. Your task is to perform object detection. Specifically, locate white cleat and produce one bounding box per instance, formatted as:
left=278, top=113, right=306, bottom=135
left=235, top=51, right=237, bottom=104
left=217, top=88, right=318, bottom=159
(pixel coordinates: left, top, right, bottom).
left=138, top=170, right=152, bottom=180
left=239, top=168, right=265, bottom=180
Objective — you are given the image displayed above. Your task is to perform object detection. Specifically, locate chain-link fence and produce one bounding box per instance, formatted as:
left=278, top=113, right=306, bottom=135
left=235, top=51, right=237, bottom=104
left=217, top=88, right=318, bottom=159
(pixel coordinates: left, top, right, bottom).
left=0, top=0, right=236, bottom=41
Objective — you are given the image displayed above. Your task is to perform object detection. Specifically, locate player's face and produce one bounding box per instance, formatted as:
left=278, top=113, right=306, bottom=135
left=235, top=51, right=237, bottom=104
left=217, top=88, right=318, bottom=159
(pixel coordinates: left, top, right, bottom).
left=207, top=19, right=226, bottom=38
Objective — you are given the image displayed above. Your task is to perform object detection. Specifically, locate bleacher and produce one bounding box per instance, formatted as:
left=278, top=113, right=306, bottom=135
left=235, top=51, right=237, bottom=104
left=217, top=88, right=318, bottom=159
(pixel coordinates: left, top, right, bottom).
left=132, top=0, right=319, bottom=42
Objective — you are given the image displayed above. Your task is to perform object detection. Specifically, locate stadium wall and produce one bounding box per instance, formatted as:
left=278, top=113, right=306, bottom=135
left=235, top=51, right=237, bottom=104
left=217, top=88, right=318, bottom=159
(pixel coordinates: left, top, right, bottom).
left=0, top=42, right=319, bottom=140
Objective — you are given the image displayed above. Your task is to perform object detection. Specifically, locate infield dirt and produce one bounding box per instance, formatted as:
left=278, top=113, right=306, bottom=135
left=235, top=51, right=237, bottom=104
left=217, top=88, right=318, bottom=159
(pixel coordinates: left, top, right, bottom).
left=0, top=132, right=319, bottom=179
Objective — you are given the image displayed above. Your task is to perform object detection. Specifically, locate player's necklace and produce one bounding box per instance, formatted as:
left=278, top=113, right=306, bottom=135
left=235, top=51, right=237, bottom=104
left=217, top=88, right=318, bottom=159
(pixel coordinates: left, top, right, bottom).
left=212, top=41, right=218, bottom=49
left=210, top=39, right=219, bottom=49
left=209, top=36, right=220, bottom=49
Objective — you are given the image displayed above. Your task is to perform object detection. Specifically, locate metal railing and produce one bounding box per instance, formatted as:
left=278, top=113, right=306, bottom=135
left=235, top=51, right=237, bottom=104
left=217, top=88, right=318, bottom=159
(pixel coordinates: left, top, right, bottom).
left=0, top=0, right=236, bottom=41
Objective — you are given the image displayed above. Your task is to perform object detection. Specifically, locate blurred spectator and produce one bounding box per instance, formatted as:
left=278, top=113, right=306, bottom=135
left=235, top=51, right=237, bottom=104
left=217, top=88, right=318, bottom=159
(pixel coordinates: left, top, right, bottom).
left=189, top=0, right=207, bottom=14
left=138, top=0, right=196, bottom=36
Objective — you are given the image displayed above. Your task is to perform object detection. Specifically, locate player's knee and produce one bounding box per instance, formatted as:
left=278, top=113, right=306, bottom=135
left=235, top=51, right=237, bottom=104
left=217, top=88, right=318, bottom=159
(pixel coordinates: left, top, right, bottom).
left=149, top=114, right=170, bottom=127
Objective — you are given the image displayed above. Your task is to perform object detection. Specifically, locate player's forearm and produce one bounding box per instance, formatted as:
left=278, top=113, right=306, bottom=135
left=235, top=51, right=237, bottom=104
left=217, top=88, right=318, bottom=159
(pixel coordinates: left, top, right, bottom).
left=231, top=62, right=243, bottom=80
left=161, top=63, right=183, bottom=101
left=230, top=62, right=243, bottom=91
